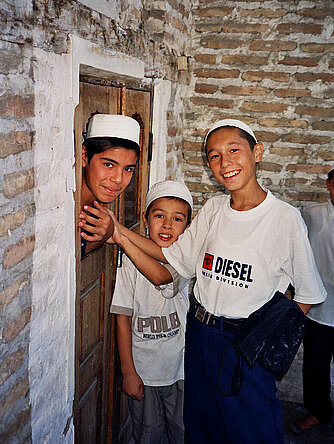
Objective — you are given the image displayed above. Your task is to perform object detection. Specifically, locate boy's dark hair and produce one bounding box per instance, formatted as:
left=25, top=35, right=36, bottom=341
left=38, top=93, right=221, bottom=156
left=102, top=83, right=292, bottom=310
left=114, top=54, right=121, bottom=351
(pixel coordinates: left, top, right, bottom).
left=205, top=126, right=257, bottom=158
left=145, top=197, right=192, bottom=225
left=328, top=168, right=334, bottom=181
left=83, top=137, right=140, bottom=163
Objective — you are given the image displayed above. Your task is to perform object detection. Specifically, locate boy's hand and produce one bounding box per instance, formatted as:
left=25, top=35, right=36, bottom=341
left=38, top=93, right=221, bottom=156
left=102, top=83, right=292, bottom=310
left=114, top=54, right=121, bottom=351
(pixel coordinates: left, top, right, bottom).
left=122, top=372, right=144, bottom=401
left=79, top=201, right=114, bottom=243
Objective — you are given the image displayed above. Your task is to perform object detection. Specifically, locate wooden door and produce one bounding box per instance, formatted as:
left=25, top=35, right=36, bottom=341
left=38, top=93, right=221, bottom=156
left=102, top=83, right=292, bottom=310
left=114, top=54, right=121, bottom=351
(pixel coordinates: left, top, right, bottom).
left=74, top=80, right=151, bottom=443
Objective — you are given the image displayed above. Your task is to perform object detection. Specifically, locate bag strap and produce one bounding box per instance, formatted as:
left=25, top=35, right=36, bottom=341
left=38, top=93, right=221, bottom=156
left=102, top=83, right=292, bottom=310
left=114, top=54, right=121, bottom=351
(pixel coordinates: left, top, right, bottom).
left=216, top=340, right=244, bottom=397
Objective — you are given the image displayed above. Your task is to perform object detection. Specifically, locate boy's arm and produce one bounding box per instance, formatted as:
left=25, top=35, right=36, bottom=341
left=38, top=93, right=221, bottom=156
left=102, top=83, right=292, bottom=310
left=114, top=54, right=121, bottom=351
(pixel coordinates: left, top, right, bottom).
left=295, top=302, right=311, bottom=315
left=119, top=235, right=172, bottom=286
left=80, top=201, right=167, bottom=263
left=116, top=314, right=144, bottom=401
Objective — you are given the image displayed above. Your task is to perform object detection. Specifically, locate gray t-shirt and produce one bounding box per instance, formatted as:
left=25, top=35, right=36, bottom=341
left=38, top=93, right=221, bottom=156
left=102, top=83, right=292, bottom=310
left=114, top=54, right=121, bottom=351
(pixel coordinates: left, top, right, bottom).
left=302, top=200, right=334, bottom=327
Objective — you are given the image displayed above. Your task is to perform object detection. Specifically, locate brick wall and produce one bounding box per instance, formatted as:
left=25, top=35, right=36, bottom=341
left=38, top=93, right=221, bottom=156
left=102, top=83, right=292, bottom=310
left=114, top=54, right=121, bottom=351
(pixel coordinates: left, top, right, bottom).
left=184, top=0, right=334, bottom=211
left=0, top=36, right=34, bottom=441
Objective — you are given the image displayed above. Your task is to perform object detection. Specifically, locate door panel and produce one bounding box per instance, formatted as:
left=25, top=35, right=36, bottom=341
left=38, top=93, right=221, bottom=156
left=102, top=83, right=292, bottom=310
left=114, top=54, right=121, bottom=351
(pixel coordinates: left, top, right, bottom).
left=74, top=79, right=151, bottom=443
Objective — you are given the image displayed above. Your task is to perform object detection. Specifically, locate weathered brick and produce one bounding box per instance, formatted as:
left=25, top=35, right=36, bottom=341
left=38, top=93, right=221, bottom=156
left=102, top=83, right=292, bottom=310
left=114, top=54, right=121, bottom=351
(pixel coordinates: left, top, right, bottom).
left=222, top=55, right=268, bottom=66
left=0, top=347, right=26, bottom=386
left=3, top=168, right=34, bottom=198
left=185, top=156, right=206, bottom=166
left=297, top=8, right=333, bottom=19
left=283, top=178, right=308, bottom=187
left=0, top=407, right=31, bottom=443
left=221, top=85, right=270, bottom=96
left=0, top=277, right=26, bottom=311
left=190, top=97, right=234, bottom=109
left=313, top=120, right=334, bottom=131
left=274, top=88, right=311, bottom=98
left=295, top=73, right=334, bottom=83
left=277, top=23, right=322, bottom=35
left=187, top=182, right=222, bottom=193
left=295, top=105, right=334, bottom=117
left=258, top=162, right=283, bottom=172
left=254, top=131, right=279, bottom=142
left=194, top=7, right=233, bottom=17
left=241, top=8, right=288, bottom=18
left=0, top=375, right=29, bottom=421
left=240, top=101, right=287, bottom=113
left=282, top=134, right=331, bottom=145
left=317, top=150, right=334, bottom=161
left=223, top=23, right=268, bottom=33
left=194, top=83, right=218, bottom=94
left=259, top=118, right=308, bottom=129
left=270, top=147, right=307, bottom=158
left=242, top=71, right=290, bottom=82
left=287, top=164, right=331, bottom=174
left=300, top=43, right=334, bottom=53
left=194, top=54, right=217, bottom=64
left=249, top=40, right=296, bottom=51
left=278, top=56, right=319, bottom=67
left=167, top=126, right=178, bottom=137
left=194, top=68, right=239, bottom=79
left=0, top=94, right=34, bottom=118
left=329, top=60, right=334, bottom=69
left=200, top=37, right=243, bottom=49
left=0, top=131, right=34, bottom=159
left=184, top=170, right=202, bottom=178
left=0, top=206, right=31, bottom=237
left=286, top=191, right=328, bottom=202
left=3, top=235, right=35, bottom=269
left=195, top=23, right=222, bottom=33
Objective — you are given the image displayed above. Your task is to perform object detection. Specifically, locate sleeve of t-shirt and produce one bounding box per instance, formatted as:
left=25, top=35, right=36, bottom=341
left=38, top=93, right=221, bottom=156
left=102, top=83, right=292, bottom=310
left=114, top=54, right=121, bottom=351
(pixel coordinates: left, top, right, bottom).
left=162, top=199, right=211, bottom=279
left=110, top=253, right=136, bottom=316
left=156, top=263, right=190, bottom=299
left=280, top=208, right=327, bottom=305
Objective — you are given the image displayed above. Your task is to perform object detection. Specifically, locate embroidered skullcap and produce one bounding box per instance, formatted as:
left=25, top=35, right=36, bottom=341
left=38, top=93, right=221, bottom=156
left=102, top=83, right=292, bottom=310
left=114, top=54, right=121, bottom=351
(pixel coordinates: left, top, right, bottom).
left=204, top=119, right=258, bottom=146
left=145, top=180, right=193, bottom=211
left=85, top=114, right=140, bottom=148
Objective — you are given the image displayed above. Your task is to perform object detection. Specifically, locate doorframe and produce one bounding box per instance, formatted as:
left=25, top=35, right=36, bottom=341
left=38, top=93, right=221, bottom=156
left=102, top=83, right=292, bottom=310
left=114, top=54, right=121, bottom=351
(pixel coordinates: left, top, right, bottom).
left=69, top=34, right=171, bottom=439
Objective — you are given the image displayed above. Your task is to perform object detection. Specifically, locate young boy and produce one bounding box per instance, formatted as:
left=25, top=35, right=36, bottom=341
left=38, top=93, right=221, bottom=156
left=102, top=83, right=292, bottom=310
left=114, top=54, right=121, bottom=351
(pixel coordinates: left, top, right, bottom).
left=81, top=119, right=327, bottom=443
left=110, top=180, right=193, bottom=444
left=80, top=113, right=140, bottom=255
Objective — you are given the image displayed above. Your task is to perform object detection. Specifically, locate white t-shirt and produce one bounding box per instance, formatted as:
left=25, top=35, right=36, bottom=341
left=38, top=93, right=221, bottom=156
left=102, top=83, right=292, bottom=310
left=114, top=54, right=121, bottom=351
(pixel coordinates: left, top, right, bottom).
left=302, top=200, right=334, bottom=327
left=163, top=190, right=326, bottom=319
left=110, top=254, right=190, bottom=386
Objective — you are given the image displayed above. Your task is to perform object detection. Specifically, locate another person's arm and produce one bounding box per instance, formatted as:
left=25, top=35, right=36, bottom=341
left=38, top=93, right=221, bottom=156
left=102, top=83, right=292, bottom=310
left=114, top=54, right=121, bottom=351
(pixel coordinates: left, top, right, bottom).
left=79, top=201, right=167, bottom=262
left=116, top=314, right=144, bottom=401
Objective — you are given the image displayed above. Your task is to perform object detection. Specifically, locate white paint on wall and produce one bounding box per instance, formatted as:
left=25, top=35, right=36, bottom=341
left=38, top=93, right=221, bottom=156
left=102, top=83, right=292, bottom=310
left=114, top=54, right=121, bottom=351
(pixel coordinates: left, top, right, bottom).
left=77, top=0, right=116, bottom=19
left=149, top=79, right=171, bottom=185
left=30, top=47, right=75, bottom=443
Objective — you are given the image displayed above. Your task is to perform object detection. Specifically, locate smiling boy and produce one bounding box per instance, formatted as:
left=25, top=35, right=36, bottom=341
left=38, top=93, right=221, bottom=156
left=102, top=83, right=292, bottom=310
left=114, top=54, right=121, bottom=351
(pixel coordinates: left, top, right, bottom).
left=80, top=114, right=140, bottom=255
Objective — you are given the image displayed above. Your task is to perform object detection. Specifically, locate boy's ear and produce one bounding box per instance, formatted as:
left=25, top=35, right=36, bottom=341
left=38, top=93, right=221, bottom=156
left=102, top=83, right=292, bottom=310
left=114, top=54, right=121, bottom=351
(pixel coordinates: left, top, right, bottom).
left=142, top=211, right=149, bottom=229
left=254, top=142, right=264, bottom=163
left=82, top=146, right=88, bottom=167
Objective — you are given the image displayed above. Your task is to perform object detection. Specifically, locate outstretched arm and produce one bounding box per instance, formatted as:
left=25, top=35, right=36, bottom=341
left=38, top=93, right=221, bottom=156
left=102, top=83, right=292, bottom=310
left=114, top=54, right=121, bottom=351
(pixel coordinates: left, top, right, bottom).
left=80, top=202, right=167, bottom=263
left=117, top=314, right=144, bottom=401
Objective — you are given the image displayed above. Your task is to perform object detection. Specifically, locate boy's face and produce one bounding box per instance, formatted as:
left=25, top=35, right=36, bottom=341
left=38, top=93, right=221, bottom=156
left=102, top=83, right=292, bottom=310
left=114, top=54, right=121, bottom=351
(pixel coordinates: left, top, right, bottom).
left=206, top=127, right=263, bottom=193
left=82, top=146, right=138, bottom=204
left=143, top=197, right=189, bottom=248
left=327, top=176, right=334, bottom=205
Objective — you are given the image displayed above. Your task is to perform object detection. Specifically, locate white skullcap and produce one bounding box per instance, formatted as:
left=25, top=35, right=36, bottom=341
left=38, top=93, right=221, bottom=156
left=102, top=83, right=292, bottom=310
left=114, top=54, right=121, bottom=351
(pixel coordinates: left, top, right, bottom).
left=85, top=114, right=140, bottom=148
left=204, top=119, right=258, bottom=146
left=145, top=180, right=193, bottom=211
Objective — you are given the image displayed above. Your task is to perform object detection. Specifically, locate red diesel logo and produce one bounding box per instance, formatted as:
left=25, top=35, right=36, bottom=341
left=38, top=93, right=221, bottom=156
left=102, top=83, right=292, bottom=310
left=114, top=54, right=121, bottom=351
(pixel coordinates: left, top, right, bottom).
left=203, top=253, right=214, bottom=271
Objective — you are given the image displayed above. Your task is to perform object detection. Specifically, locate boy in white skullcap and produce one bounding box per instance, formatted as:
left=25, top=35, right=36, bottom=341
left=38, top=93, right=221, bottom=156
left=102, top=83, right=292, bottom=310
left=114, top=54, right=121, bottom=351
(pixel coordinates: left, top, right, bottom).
left=80, top=114, right=140, bottom=255
left=110, top=180, right=193, bottom=444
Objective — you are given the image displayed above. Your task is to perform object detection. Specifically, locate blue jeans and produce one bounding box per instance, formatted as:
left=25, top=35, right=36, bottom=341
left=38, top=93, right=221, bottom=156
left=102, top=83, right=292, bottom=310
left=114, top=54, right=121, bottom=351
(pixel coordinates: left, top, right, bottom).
left=184, top=310, right=284, bottom=444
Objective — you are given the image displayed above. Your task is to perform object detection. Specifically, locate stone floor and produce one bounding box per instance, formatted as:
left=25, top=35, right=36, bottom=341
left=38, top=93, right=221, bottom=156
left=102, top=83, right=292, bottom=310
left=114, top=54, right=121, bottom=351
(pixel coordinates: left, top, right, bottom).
left=283, top=401, right=334, bottom=443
